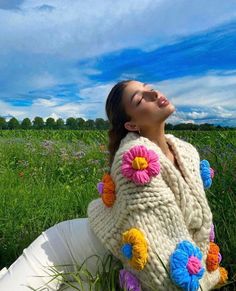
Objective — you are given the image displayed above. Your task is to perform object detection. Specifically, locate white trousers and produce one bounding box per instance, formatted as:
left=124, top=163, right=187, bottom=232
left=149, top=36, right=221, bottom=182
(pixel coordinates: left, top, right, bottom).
left=0, top=218, right=110, bottom=291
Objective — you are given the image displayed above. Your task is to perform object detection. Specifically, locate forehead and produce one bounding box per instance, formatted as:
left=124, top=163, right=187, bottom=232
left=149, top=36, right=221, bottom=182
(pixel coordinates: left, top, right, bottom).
left=124, top=81, right=144, bottom=94
left=122, top=81, right=144, bottom=101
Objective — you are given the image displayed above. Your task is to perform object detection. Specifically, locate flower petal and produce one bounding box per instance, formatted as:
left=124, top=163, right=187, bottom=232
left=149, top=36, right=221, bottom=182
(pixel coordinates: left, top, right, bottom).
left=132, top=170, right=150, bottom=185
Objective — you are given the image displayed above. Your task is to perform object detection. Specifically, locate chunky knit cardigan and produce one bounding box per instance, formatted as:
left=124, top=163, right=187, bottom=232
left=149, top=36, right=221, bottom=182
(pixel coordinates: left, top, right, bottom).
left=87, top=132, right=221, bottom=291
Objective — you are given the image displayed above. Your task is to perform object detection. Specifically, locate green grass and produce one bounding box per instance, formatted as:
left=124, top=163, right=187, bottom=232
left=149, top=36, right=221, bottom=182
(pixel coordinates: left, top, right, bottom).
left=0, top=129, right=235, bottom=290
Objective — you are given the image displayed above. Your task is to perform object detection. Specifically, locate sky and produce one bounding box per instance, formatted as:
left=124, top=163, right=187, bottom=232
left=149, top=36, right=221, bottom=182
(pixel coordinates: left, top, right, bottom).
left=0, top=0, right=236, bottom=127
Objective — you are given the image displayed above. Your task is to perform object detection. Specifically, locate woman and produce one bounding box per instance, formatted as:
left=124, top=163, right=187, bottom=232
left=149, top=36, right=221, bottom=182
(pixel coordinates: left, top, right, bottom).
left=0, top=80, right=227, bottom=291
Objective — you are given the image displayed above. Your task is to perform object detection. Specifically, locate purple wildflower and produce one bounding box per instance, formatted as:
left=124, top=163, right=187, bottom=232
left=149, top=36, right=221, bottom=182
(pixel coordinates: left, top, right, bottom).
left=119, top=269, right=141, bottom=291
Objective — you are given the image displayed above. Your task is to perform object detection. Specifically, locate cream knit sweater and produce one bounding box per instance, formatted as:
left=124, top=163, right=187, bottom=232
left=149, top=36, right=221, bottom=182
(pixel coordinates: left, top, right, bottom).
left=87, top=132, right=221, bottom=291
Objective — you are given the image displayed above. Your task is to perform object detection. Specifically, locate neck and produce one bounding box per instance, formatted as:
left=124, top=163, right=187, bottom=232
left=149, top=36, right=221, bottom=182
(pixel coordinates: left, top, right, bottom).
left=140, top=122, right=171, bottom=156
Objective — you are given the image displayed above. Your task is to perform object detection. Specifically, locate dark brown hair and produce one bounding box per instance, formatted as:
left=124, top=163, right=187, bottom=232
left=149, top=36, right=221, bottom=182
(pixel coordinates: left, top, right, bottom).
left=105, top=80, right=134, bottom=168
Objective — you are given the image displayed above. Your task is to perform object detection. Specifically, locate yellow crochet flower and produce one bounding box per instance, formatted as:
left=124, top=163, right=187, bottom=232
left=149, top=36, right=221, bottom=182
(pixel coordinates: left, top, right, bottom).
left=121, top=228, right=148, bottom=270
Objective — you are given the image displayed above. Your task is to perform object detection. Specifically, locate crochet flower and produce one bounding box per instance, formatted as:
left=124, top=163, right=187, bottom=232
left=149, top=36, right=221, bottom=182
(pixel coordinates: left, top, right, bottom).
left=200, top=160, right=214, bottom=189
left=218, top=267, right=228, bottom=285
left=121, top=145, right=161, bottom=185
left=121, top=228, right=148, bottom=270
left=206, top=242, right=222, bottom=271
left=208, top=224, right=222, bottom=264
left=170, top=240, right=205, bottom=291
left=96, top=173, right=116, bottom=207
left=209, top=223, right=215, bottom=242
left=119, top=269, right=142, bottom=291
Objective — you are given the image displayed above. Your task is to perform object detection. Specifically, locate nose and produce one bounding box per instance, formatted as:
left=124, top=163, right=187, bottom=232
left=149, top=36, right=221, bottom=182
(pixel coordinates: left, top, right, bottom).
left=143, top=91, right=158, bottom=101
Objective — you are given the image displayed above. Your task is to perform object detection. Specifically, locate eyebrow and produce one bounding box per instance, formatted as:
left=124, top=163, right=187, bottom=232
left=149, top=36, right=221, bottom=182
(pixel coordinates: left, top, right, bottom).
left=130, top=83, right=148, bottom=104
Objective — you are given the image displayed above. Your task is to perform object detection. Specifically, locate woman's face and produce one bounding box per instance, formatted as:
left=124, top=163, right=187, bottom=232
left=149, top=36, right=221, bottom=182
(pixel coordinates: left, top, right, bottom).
left=122, top=81, right=175, bottom=132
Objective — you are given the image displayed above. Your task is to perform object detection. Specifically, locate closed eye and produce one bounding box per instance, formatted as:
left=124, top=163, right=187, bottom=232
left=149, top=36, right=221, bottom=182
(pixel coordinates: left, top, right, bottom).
left=136, top=89, right=156, bottom=106
left=137, top=97, right=143, bottom=105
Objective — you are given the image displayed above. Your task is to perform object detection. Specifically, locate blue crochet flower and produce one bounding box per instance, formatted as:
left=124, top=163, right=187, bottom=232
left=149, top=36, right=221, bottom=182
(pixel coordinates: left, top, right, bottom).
left=170, top=240, right=205, bottom=291
left=200, top=159, right=213, bottom=189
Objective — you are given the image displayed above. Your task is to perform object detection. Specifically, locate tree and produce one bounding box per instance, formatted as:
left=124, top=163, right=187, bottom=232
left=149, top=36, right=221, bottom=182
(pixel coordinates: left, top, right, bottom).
left=33, top=117, right=44, bottom=129
left=95, top=118, right=106, bottom=130
left=199, top=123, right=214, bottom=131
left=0, top=117, right=7, bottom=129
left=76, top=118, right=85, bottom=130
left=8, top=117, right=20, bottom=129
left=21, top=118, right=32, bottom=129
left=85, top=119, right=95, bottom=130
left=104, top=120, right=110, bottom=130
left=55, top=118, right=65, bottom=129
left=46, top=117, right=56, bottom=129
left=165, top=123, right=174, bottom=130
left=66, top=117, right=77, bottom=129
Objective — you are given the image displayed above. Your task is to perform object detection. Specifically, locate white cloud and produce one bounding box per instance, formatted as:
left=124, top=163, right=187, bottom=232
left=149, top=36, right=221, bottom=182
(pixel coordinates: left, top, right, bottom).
left=30, top=72, right=58, bottom=89
left=187, top=111, right=209, bottom=119
left=43, top=112, right=59, bottom=121
left=0, top=0, right=236, bottom=59
left=79, top=83, right=113, bottom=102
left=154, top=72, right=236, bottom=108
left=33, top=97, right=62, bottom=107
left=151, top=71, right=236, bottom=125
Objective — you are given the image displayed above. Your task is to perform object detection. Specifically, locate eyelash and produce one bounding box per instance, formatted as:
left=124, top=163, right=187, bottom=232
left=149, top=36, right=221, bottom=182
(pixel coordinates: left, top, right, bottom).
left=137, top=89, right=156, bottom=105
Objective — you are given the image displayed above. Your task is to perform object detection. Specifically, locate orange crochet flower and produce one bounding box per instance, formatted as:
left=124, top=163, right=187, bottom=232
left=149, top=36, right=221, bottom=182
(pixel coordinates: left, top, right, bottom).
left=206, top=242, right=220, bottom=271
left=218, top=267, right=228, bottom=285
left=97, top=173, right=116, bottom=207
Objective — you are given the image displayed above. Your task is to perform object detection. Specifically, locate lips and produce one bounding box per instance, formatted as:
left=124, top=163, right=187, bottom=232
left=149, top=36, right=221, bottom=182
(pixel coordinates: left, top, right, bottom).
left=158, top=96, right=169, bottom=107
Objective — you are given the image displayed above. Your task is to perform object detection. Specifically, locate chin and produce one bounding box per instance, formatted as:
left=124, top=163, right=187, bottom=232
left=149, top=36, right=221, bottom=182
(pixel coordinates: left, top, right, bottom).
left=167, top=103, right=176, bottom=113
left=164, top=104, right=175, bottom=120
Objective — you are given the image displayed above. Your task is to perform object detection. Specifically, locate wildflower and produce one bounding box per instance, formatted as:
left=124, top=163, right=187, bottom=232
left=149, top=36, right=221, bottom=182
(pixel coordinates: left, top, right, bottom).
left=17, top=160, right=29, bottom=168
left=99, top=144, right=106, bottom=152
left=18, top=172, right=24, bottom=177
left=42, top=140, right=54, bottom=148
left=121, top=145, right=161, bottom=185
left=119, top=269, right=142, bottom=291
left=73, top=150, right=86, bottom=159
left=170, top=240, right=205, bottom=291
left=121, top=228, right=148, bottom=270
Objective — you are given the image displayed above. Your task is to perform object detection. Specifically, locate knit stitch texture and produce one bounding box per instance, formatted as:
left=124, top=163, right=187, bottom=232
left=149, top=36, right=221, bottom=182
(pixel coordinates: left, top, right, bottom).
left=87, top=132, right=221, bottom=291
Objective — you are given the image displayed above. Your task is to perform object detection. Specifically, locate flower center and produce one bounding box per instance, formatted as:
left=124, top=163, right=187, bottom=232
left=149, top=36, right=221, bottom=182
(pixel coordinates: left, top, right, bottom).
left=132, top=157, right=148, bottom=170
left=121, top=243, right=133, bottom=259
left=97, top=182, right=104, bottom=195
left=187, top=256, right=202, bottom=274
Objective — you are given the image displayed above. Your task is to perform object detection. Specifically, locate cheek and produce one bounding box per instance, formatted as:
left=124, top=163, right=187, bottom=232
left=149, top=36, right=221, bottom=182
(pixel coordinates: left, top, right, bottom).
left=138, top=104, right=156, bottom=115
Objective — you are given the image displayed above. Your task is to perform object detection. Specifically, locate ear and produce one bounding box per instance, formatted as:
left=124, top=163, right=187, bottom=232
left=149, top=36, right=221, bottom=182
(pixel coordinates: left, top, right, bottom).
left=124, top=121, right=139, bottom=132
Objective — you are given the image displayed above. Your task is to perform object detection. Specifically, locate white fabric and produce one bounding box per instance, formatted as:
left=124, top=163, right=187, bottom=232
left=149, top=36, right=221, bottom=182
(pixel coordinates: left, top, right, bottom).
left=88, top=132, right=220, bottom=291
left=0, top=218, right=109, bottom=291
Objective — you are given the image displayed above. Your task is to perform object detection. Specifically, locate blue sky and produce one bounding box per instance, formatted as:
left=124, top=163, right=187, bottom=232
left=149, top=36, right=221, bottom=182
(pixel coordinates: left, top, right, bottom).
left=0, top=0, right=236, bottom=127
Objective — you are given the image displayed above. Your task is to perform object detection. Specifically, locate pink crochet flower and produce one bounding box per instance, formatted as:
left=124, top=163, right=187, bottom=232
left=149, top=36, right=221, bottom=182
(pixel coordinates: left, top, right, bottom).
left=210, top=168, right=215, bottom=179
left=121, top=145, right=161, bottom=185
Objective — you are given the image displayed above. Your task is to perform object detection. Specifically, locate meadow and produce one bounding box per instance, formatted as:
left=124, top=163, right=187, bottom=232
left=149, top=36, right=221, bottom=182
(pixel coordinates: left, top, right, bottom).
left=0, top=129, right=235, bottom=290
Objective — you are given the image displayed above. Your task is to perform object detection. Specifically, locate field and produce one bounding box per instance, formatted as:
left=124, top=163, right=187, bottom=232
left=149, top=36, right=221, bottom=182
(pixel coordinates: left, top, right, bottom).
left=0, top=129, right=235, bottom=290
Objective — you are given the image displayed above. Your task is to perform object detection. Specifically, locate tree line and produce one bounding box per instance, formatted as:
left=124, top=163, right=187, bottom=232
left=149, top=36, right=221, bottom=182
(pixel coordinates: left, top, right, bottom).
left=0, top=116, right=233, bottom=130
